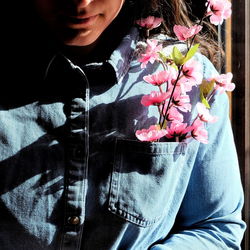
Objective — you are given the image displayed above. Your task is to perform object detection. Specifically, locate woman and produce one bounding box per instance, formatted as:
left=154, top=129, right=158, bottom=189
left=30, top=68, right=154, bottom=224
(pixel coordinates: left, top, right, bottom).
left=0, top=0, right=245, bottom=249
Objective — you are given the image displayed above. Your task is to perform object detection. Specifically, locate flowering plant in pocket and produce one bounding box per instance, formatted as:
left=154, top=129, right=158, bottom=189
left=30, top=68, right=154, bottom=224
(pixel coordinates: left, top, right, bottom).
left=135, top=0, right=234, bottom=144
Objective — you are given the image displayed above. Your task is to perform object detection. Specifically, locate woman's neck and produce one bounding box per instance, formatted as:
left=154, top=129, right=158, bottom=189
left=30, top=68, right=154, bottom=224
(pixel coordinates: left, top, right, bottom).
left=59, top=39, right=100, bottom=65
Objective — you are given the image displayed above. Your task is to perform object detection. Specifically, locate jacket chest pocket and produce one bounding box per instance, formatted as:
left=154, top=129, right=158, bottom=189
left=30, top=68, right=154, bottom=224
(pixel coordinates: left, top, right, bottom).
left=108, top=139, right=188, bottom=227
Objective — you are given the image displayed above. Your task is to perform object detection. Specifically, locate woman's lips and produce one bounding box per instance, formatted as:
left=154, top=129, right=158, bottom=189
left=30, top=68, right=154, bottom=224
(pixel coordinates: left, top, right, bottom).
left=62, top=14, right=99, bottom=28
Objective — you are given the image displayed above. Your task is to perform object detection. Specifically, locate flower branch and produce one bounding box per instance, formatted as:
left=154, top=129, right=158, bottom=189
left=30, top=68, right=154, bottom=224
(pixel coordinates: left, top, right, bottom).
left=135, top=0, right=234, bottom=144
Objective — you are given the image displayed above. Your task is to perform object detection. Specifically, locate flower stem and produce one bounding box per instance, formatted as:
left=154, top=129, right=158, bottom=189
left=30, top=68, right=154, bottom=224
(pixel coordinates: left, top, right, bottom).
left=157, top=59, right=169, bottom=126
left=207, top=88, right=217, bottom=102
left=188, top=4, right=210, bottom=50
left=160, top=65, right=183, bottom=128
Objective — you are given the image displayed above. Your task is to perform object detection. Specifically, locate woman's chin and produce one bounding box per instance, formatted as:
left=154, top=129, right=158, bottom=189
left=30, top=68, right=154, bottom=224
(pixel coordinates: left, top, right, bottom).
left=57, top=28, right=100, bottom=47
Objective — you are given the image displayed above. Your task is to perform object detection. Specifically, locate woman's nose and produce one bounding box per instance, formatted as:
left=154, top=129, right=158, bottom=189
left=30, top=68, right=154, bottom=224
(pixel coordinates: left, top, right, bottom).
left=72, top=0, right=94, bottom=8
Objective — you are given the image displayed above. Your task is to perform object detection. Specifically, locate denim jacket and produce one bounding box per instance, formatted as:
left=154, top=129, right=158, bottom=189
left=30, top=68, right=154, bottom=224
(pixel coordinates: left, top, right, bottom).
left=0, top=27, right=246, bottom=250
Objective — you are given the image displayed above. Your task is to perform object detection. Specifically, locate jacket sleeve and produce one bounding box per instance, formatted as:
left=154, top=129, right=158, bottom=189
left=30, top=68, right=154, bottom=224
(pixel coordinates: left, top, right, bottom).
left=150, top=57, right=246, bottom=250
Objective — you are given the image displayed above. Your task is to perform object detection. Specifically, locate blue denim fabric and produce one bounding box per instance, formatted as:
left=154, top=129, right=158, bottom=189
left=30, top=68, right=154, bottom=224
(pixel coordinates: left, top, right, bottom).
left=0, top=27, right=246, bottom=250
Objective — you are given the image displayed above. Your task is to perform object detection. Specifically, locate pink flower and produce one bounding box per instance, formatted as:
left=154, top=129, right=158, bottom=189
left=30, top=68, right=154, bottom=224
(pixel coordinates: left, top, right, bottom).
left=173, top=80, right=194, bottom=95
left=206, top=0, right=232, bottom=25
left=178, top=59, right=203, bottom=93
left=165, top=106, right=184, bottom=123
left=212, top=72, right=235, bottom=94
left=143, top=69, right=177, bottom=86
left=181, top=59, right=203, bottom=84
left=136, top=16, right=163, bottom=30
left=172, top=92, right=192, bottom=112
left=141, top=91, right=169, bottom=106
left=135, top=125, right=168, bottom=142
left=173, top=25, right=202, bottom=41
left=191, top=119, right=209, bottom=144
left=138, top=39, right=162, bottom=68
left=196, top=102, right=218, bottom=123
left=166, top=122, right=191, bottom=139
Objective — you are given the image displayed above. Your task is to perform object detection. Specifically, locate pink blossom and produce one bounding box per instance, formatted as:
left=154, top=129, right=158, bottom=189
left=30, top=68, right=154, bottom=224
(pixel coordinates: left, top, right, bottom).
left=136, top=16, right=163, bottom=30
left=165, top=106, right=184, bottom=123
left=166, top=122, right=191, bottom=139
left=196, top=102, right=218, bottom=123
left=173, top=79, right=194, bottom=94
left=191, top=119, right=209, bottom=144
left=206, top=0, right=232, bottom=25
left=141, top=91, right=168, bottom=106
left=135, top=125, right=168, bottom=142
left=138, top=39, right=162, bottom=68
left=143, top=69, right=177, bottom=86
left=173, top=25, right=202, bottom=41
left=178, top=59, right=203, bottom=93
left=172, top=92, right=192, bottom=112
left=181, top=59, right=203, bottom=84
left=212, top=72, right=235, bottom=94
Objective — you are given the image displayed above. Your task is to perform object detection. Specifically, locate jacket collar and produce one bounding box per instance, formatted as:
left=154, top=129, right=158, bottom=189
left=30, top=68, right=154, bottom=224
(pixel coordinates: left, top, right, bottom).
left=106, top=27, right=139, bottom=82
left=44, top=27, right=139, bottom=85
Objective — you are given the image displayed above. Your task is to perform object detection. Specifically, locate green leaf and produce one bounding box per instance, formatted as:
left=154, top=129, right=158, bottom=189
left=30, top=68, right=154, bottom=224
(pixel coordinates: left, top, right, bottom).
left=199, top=79, right=215, bottom=109
left=171, top=64, right=179, bottom=71
left=200, top=79, right=215, bottom=98
left=171, top=46, right=185, bottom=66
left=183, top=43, right=200, bottom=64
left=161, top=119, right=168, bottom=129
left=200, top=91, right=211, bottom=109
left=158, top=51, right=168, bottom=63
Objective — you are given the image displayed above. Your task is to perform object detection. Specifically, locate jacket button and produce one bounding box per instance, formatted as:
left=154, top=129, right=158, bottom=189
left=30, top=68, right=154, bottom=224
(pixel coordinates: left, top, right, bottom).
left=68, top=216, right=80, bottom=225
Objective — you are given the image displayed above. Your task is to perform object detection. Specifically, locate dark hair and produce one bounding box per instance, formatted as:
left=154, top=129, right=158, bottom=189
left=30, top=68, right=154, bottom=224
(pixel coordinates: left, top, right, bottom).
left=125, top=0, right=223, bottom=69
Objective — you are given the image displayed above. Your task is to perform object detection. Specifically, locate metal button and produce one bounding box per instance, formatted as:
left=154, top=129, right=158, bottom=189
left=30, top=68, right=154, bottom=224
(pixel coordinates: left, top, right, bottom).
left=68, top=216, right=80, bottom=225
